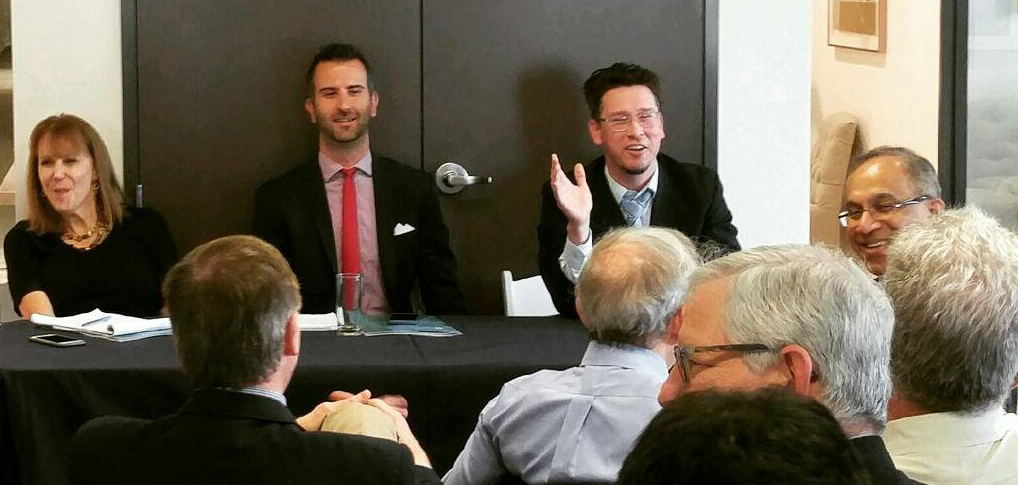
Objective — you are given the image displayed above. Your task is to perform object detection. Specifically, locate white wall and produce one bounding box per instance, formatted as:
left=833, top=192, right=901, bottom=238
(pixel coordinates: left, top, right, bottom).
left=812, top=0, right=940, bottom=165
left=9, top=0, right=123, bottom=219
left=717, top=0, right=812, bottom=247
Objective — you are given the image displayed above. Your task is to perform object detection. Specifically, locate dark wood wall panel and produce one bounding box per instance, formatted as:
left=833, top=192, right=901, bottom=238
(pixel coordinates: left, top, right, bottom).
left=125, top=0, right=709, bottom=315
left=131, top=0, right=421, bottom=251
left=422, top=0, right=706, bottom=314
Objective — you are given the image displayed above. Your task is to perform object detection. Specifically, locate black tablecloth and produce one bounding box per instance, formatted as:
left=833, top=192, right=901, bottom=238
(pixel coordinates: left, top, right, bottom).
left=0, top=317, right=589, bottom=485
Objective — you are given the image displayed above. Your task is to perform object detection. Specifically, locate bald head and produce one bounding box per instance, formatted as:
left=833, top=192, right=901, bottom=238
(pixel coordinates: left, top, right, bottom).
left=575, top=227, right=699, bottom=347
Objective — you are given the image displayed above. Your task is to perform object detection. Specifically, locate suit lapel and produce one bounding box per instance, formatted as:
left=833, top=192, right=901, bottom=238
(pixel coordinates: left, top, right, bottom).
left=649, top=156, right=692, bottom=234
left=301, top=162, right=338, bottom=273
left=371, top=157, right=398, bottom=301
left=587, top=157, right=626, bottom=237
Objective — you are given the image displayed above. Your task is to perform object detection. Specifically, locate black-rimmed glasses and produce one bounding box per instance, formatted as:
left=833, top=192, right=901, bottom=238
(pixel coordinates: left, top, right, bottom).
left=837, top=195, right=932, bottom=228
left=672, top=344, right=774, bottom=384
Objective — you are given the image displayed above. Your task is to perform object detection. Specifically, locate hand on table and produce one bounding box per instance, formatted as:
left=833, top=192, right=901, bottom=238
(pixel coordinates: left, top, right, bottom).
left=329, top=390, right=409, bottom=418
left=296, top=389, right=370, bottom=431
left=550, top=153, right=592, bottom=245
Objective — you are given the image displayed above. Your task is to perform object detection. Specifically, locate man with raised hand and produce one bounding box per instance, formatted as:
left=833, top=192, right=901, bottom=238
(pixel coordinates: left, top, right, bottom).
left=538, top=62, right=738, bottom=318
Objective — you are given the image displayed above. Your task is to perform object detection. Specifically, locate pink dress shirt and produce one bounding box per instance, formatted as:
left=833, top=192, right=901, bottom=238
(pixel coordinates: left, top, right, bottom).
left=319, top=152, right=388, bottom=315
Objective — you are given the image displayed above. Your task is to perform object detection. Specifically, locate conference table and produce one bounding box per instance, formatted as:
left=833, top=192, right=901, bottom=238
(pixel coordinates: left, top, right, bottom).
left=0, top=316, right=590, bottom=485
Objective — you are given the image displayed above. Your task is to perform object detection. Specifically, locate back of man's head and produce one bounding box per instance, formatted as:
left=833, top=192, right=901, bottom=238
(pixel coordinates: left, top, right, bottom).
left=884, top=206, right=1018, bottom=413
left=692, top=245, right=894, bottom=432
left=617, top=387, right=867, bottom=485
left=576, top=227, right=699, bottom=348
left=163, top=235, right=301, bottom=389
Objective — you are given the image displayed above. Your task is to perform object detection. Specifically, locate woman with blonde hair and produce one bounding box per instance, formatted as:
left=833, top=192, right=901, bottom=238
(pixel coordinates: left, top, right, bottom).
left=4, top=114, right=176, bottom=317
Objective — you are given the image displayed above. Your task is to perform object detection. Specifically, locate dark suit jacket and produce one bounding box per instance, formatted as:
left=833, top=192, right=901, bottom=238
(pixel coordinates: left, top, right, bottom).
left=254, top=156, right=466, bottom=314
left=537, top=154, right=740, bottom=317
left=849, top=436, right=926, bottom=485
left=70, top=389, right=441, bottom=485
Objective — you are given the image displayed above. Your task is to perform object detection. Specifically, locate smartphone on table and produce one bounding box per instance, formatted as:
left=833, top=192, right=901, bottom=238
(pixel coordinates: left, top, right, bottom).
left=29, top=334, right=86, bottom=347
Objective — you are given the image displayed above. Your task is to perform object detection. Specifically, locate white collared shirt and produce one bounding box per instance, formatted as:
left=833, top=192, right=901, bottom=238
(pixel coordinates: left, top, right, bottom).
left=884, top=408, right=1018, bottom=485
left=443, top=341, right=667, bottom=485
left=558, top=163, right=659, bottom=282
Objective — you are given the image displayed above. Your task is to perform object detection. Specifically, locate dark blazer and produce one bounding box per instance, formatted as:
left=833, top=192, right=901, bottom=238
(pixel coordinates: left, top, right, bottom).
left=849, top=436, right=927, bottom=485
left=254, top=156, right=466, bottom=314
left=538, top=154, right=740, bottom=317
left=70, top=389, right=441, bottom=485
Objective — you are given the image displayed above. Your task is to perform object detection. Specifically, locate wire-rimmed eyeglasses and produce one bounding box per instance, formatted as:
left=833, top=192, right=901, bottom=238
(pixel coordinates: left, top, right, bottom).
left=837, top=195, right=932, bottom=228
left=598, top=109, right=661, bottom=132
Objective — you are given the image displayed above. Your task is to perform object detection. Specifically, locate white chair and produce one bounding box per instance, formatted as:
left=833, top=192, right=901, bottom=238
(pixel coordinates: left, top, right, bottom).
left=501, top=270, right=558, bottom=317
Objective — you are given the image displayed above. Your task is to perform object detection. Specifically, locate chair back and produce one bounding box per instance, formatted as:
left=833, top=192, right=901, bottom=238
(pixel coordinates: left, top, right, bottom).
left=501, top=270, right=558, bottom=317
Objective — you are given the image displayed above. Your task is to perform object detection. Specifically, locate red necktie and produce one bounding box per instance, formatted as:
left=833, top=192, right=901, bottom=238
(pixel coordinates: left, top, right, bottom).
left=341, top=167, right=360, bottom=274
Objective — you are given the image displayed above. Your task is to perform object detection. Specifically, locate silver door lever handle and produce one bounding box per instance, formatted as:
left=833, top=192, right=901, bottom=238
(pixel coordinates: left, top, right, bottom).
left=436, top=162, right=492, bottom=194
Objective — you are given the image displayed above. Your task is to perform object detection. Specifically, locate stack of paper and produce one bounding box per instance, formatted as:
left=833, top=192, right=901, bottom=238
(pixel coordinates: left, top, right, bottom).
left=31, top=309, right=172, bottom=342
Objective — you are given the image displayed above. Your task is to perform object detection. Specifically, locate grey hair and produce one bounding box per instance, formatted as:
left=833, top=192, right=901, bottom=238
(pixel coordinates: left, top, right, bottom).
left=690, top=245, right=894, bottom=431
left=576, top=227, right=700, bottom=347
left=883, top=206, right=1018, bottom=413
left=164, top=235, right=301, bottom=389
left=847, top=146, right=941, bottom=199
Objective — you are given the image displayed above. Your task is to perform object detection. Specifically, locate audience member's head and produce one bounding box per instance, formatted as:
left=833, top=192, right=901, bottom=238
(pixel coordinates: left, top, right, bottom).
left=884, top=206, right=1018, bottom=414
left=163, top=235, right=301, bottom=389
left=575, top=227, right=698, bottom=348
left=658, top=245, right=894, bottom=436
left=617, top=387, right=870, bottom=485
left=842, top=146, right=945, bottom=275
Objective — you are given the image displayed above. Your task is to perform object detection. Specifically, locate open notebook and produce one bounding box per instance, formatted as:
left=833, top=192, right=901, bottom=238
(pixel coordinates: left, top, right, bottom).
left=31, top=309, right=171, bottom=342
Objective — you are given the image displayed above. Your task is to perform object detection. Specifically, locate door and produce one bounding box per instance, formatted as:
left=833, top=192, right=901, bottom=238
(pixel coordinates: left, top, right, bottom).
left=422, top=1, right=707, bottom=314
left=126, top=0, right=708, bottom=314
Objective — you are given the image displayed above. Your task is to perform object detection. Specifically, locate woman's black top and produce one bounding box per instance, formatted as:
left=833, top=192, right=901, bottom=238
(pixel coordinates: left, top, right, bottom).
left=3, top=207, right=177, bottom=317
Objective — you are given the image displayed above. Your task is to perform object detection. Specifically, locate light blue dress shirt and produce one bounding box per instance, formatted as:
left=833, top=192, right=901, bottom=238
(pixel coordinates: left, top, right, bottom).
left=443, top=341, right=668, bottom=485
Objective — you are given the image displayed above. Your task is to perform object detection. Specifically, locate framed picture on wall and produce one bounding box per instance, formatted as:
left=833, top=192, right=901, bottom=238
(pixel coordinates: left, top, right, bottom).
left=828, top=0, right=886, bottom=52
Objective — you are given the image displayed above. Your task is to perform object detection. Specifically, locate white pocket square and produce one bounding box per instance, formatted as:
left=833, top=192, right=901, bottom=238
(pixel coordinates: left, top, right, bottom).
left=394, top=223, right=416, bottom=236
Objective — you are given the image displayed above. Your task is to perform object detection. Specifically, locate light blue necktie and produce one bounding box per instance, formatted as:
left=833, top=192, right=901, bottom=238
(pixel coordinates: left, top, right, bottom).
left=620, top=190, right=653, bottom=226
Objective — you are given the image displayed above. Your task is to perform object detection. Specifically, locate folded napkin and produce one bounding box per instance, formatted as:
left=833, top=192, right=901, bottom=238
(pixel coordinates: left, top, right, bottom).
left=297, top=313, right=340, bottom=331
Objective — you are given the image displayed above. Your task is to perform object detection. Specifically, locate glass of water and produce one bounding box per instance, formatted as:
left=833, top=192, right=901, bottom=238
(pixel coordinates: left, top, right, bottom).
left=336, top=273, right=362, bottom=334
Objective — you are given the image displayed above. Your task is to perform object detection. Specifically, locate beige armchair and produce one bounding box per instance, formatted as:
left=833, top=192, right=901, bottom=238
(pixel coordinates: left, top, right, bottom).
left=810, top=112, right=858, bottom=246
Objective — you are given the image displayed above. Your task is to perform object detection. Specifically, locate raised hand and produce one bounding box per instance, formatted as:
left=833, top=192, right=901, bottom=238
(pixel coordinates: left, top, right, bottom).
left=550, top=153, right=593, bottom=245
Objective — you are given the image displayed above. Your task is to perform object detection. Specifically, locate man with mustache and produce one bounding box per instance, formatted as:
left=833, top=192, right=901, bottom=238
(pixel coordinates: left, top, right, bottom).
left=538, top=62, right=740, bottom=318
left=255, top=43, right=465, bottom=315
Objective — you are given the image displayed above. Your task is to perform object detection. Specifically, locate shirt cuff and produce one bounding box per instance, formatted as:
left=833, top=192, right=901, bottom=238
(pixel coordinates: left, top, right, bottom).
left=558, top=235, right=593, bottom=283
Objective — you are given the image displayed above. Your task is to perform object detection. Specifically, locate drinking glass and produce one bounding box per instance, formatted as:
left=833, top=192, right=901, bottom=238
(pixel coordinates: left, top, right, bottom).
left=336, top=273, right=362, bottom=334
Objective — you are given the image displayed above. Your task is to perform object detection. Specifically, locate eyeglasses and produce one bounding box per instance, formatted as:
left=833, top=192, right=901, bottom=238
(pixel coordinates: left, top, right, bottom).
left=672, top=344, right=774, bottom=384
left=598, top=109, right=661, bottom=132
left=837, top=195, right=932, bottom=228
